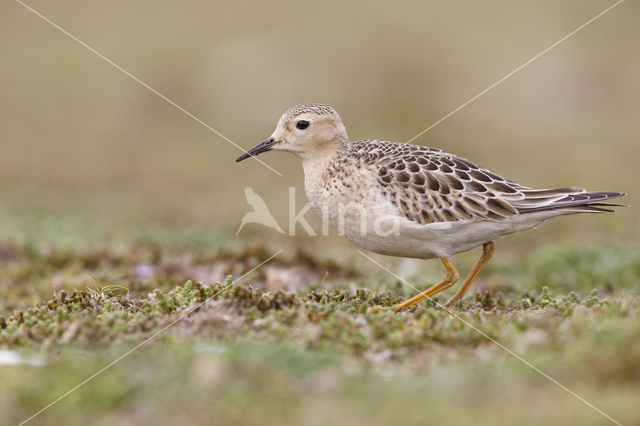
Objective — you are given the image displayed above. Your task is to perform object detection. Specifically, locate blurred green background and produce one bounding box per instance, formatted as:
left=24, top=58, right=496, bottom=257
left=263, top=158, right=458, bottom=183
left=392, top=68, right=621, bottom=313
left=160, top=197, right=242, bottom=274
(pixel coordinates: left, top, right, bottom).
left=1, top=0, right=637, bottom=253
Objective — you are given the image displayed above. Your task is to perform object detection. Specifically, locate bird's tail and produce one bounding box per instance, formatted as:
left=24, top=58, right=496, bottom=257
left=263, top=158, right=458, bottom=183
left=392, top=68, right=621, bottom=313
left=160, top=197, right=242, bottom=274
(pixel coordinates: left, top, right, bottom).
left=516, top=190, right=627, bottom=214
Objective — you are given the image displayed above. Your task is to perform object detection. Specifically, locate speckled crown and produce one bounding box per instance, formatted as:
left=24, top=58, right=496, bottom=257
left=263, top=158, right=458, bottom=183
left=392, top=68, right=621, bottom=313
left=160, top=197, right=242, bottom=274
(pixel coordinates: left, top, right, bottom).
left=279, top=103, right=341, bottom=124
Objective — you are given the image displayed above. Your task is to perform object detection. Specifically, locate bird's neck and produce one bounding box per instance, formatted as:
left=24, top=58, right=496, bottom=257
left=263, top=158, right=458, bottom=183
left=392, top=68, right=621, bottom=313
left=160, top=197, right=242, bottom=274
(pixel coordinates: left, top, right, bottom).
left=299, top=138, right=349, bottom=176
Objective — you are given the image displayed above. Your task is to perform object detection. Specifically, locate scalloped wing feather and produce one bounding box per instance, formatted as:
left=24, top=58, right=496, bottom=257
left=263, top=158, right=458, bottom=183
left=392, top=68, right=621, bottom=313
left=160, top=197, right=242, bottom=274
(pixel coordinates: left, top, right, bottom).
left=350, top=140, right=626, bottom=224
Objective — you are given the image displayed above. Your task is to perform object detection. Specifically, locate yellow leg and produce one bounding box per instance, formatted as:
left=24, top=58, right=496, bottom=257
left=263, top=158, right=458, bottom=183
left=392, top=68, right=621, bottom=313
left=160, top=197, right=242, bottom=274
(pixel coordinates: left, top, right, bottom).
left=392, top=256, right=459, bottom=313
left=443, top=241, right=496, bottom=309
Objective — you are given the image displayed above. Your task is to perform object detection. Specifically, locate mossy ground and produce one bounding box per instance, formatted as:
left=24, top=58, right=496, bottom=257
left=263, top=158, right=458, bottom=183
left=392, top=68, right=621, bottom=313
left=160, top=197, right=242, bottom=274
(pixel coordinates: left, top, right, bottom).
left=2, top=2, right=638, bottom=423
left=1, top=239, right=639, bottom=426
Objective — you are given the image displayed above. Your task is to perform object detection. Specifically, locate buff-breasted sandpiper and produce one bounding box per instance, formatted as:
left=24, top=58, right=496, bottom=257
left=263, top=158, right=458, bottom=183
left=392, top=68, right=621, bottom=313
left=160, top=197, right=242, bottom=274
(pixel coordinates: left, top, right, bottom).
left=236, top=104, right=626, bottom=311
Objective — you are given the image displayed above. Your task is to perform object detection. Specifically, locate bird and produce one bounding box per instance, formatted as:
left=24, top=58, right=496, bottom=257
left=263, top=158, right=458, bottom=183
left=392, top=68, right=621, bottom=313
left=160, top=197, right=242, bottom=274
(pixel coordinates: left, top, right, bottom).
left=236, top=103, right=626, bottom=312
left=236, top=186, right=285, bottom=235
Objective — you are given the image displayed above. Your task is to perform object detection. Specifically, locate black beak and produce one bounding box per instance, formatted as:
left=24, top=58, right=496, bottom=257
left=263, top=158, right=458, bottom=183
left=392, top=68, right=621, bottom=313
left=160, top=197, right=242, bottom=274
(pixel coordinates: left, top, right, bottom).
left=235, top=137, right=277, bottom=162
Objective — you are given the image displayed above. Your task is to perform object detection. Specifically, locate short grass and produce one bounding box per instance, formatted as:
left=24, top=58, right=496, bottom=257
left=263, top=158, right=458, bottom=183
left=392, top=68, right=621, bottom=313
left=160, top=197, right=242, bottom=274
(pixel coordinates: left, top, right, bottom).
left=1, top=238, right=639, bottom=426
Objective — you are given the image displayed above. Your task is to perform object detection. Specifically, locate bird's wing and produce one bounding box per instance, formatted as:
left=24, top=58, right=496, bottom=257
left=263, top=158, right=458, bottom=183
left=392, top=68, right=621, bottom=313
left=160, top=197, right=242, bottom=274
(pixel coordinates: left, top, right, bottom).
left=352, top=140, right=627, bottom=224
left=351, top=141, right=523, bottom=224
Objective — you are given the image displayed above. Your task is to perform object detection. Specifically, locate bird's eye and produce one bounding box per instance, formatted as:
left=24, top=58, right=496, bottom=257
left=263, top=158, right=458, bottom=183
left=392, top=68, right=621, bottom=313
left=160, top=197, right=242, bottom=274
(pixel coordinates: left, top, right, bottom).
left=296, top=120, right=310, bottom=130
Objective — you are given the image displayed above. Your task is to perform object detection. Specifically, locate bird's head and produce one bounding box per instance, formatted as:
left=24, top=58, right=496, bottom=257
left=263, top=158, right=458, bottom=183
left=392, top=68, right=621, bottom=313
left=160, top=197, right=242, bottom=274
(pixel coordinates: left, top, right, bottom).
left=236, top=103, right=348, bottom=164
